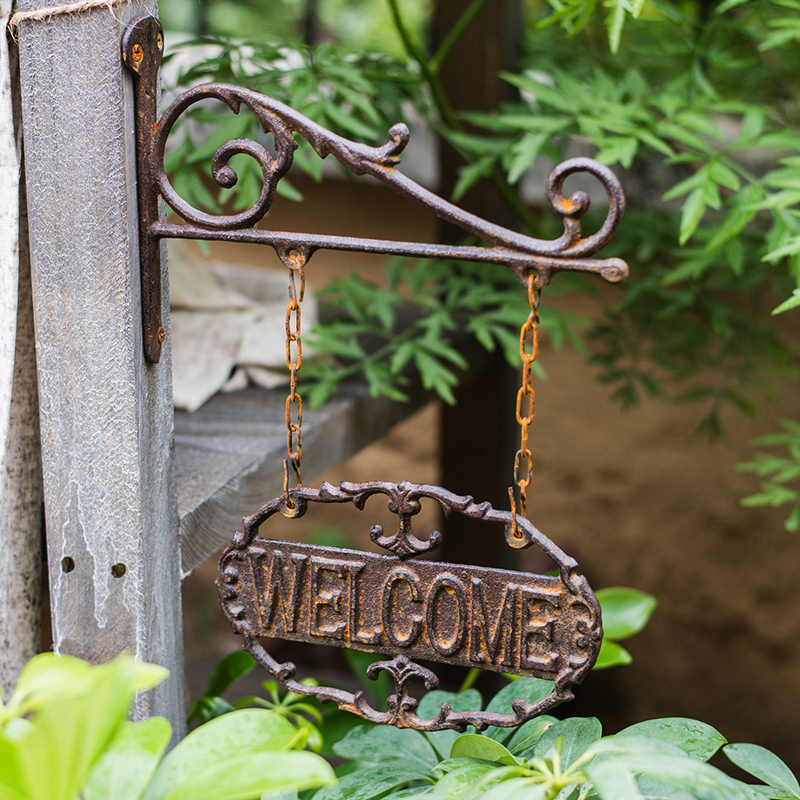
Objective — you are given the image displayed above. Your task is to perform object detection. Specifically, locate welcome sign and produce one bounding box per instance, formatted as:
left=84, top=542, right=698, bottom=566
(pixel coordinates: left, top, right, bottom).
left=218, top=481, right=602, bottom=731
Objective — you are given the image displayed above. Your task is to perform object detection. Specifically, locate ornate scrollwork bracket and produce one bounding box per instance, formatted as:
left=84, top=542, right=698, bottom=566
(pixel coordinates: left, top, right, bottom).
left=122, top=15, right=628, bottom=363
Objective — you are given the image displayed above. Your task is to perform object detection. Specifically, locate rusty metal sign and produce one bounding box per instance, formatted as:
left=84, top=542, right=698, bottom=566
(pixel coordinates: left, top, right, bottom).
left=218, top=481, right=602, bottom=730
left=121, top=16, right=627, bottom=731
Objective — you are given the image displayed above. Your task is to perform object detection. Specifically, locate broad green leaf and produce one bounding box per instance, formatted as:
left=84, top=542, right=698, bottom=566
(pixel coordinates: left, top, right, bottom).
left=478, top=777, right=548, bottom=800
left=506, top=715, right=558, bottom=758
left=417, top=689, right=482, bottom=760
left=533, top=717, right=602, bottom=767
left=83, top=717, right=172, bottom=800
left=0, top=719, right=31, bottom=800
left=724, top=744, right=800, bottom=797
left=589, top=736, right=751, bottom=800
left=14, top=655, right=165, bottom=800
left=483, top=679, right=555, bottom=742
left=156, top=751, right=334, bottom=800
left=634, top=776, right=695, bottom=799
left=586, top=759, right=644, bottom=800
left=618, top=719, right=725, bottom=761
left=597, top=587, right=656, bottom=640
left=593, top=640, right=633, bottom=670
left=333, top=725, right=438, bottom=771
left=145, top=711, right=304, bottom=800
left=313, top=765, right=428, bottom=800
left=427, top=760, right=500, bottom=799
left=449, top=734, right=519, bottom=765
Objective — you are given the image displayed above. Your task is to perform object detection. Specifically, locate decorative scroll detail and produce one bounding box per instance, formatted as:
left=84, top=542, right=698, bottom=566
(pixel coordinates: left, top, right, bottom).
left=122, top=15, right=629, bottom=360
left=217, top=480, right=603, bottom=732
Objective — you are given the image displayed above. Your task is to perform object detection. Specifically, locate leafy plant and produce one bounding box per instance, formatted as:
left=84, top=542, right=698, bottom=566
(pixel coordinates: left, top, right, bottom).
left=314, top=679, right=800, bottom=800
left=738, top=418, right=800, bottom=532
left=0, top=653, right=334, bottom=800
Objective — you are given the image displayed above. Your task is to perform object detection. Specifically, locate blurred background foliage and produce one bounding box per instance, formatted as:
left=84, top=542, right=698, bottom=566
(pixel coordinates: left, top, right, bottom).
left=158, top=0, right=800, bottom=530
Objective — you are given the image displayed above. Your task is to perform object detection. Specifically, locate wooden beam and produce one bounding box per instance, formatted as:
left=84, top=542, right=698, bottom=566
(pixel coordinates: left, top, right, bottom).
left=177, top=384, right=432, bottom=574
left=16, top=2, right=185, bottom=735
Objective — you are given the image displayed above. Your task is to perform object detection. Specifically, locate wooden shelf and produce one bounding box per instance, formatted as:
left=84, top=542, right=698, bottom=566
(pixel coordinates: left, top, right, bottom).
left=175, top=384, right=430, bottom=574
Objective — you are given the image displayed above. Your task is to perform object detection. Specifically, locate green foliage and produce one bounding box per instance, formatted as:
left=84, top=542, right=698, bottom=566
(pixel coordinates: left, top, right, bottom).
left=738, top=418, right=800, bottom=531
left=594, top=586, right=657, bottom=669
left=312, top=679, right=800, bottom=800
left=0, top=653, right=334, bottom=800
left=303, top=258, right=584, bottom=406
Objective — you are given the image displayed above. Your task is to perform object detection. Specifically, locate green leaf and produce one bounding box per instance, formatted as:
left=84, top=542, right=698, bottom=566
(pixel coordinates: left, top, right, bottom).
left=505, top=715, right=558, bottom=758
left=483, top=678, right=555, bottom=742
left=426, top=760, right=500, bottom=799
left=678, top=188, right=706, bottom=245
left=417, top=689, right=483, bottom=760
left=588, top=737, right=752, bottom=800
left=506, top=133, right=548, bottom=184
left=533, top=717, right=602, bottom=767
left=449, top=734, right=520, bottom=765
left=10, top=655, right=167, bottom=800
left=594, top=639, right=633, bottom=670
left=313, top=765, right=427, bottom=800
left=586, top=759, right=644, bottom=800
left=83, top=718, right=172, bottom=800
left=477, top=778, right=548, bottom=800
left=618, top=719, right=726, bottom=761
left=145, top=710, right=306, bottom=800
left=595, top=137, right=638, bottom=168
left=772, top=289, right=800, bottom=315
left=204, top=651, right=257, bottom=698
left=187, top=696, right=236, bottom=725
left=724, top=744, right=800, bottom=797
left=597, top=587, right=656, bottom=640
left=155, top=751, right=334, bottom=800
left=333, top=725, right=439, bottom=771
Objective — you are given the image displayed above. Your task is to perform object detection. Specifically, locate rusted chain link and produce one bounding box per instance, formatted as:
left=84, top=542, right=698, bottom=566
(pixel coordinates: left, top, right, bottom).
left=283, top=254, right=306, bottom=506
left=509, top=274, right=541, bottom=538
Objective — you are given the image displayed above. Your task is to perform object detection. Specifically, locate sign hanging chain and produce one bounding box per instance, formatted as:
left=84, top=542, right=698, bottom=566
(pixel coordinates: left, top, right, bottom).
left=283, top=254, right=306, bottom=507
left=509, top=273, right=541, bottom=539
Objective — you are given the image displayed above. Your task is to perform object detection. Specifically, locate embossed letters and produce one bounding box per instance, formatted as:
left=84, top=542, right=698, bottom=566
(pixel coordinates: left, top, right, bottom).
left=243, top=540, right=568, bottom=678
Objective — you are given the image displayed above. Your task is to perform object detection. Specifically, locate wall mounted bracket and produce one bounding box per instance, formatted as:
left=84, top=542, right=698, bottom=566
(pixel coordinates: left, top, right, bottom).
left=121, top=14, right=627, bottom=364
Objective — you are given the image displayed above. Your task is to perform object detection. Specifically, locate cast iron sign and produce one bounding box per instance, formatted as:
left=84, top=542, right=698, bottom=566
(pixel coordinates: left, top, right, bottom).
left=218, top=482, right=601, bottom=730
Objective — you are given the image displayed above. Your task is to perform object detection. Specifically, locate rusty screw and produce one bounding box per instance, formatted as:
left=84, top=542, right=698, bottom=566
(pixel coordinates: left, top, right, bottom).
left=157, top=34, right=163, bottom=50
left=132, top=42, right=144, bottom=63
left=156, top=327, right=165, bottom=343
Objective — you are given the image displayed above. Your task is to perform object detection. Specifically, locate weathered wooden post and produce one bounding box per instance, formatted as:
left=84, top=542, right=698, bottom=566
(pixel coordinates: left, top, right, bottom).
left=14, top=0, right=185, bottom=734
left=0, top=0, right=43, bottom=697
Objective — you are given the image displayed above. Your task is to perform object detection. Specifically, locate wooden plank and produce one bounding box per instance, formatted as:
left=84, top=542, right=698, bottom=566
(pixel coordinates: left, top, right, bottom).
left=177, top=384, right=430, bottom=574
left=0, top=13, right=43, bottom=696
left=17, top=3, right=185, bottom=735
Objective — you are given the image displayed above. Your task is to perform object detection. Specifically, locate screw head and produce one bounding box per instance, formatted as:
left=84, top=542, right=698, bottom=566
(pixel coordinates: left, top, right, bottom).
left=132, top=42, right=144, bottom=63
left=156, top=327, right=165, bottom=343
left=157, top=34, right=163, bottom=50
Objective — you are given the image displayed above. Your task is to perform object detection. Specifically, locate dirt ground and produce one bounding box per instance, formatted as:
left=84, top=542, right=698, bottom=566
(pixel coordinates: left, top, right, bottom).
left=181, top=174, right=800, bottom=771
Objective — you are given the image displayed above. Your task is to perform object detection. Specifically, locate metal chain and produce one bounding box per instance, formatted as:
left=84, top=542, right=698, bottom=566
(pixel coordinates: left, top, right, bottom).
left=283, top=254, right=306, bottom=507
left=509, top=273, right=541, bottom=538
